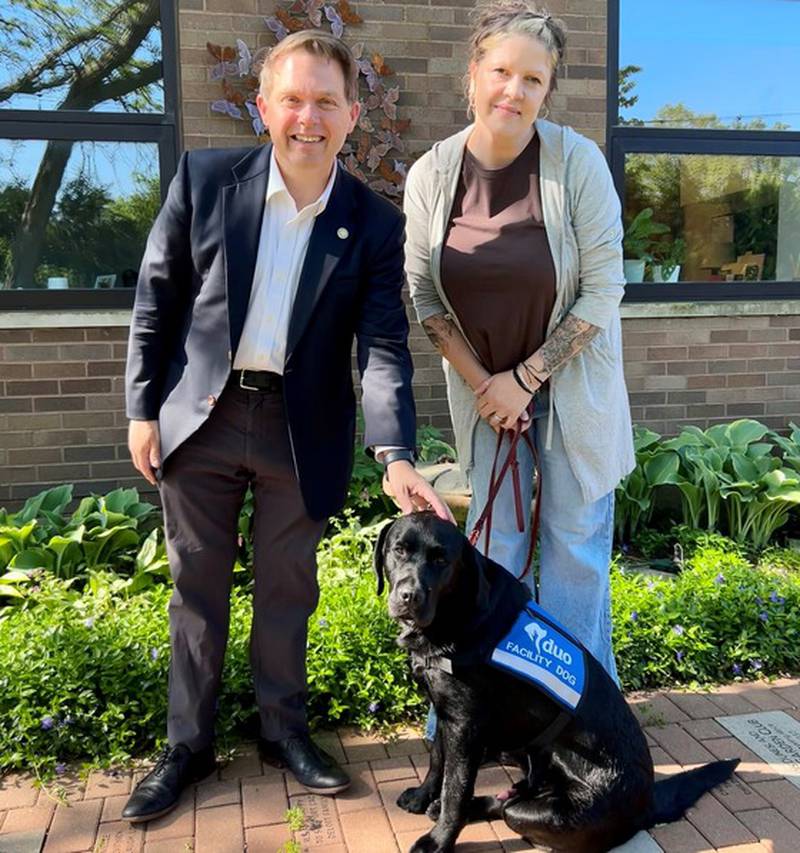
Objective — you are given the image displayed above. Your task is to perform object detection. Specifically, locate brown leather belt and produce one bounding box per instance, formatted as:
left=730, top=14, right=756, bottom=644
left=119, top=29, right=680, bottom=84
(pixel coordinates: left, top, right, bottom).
left=230, top=369, right=283, bottom=393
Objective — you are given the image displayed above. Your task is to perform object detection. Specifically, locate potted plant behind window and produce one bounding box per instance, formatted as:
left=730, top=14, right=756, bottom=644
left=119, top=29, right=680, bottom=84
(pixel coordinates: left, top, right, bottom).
left=652, top=237, right=685, bottom=283
left=623, top=208, right=670, bottom=283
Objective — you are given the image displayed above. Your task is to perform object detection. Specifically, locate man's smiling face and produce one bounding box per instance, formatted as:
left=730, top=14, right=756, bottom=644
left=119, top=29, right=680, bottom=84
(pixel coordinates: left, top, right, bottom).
left=257, top=49, right=359, bottom=183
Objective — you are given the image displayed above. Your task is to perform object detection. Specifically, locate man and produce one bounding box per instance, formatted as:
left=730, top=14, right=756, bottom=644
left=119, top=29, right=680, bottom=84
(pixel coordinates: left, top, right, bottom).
left=122, top=30, right=449, bottom=823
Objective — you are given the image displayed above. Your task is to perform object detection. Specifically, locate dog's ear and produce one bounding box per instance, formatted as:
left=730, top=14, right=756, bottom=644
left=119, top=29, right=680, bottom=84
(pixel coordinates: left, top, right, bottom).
left=462, top=536, right=492, bottom=612
left=373, top=519, right=394, bottom=596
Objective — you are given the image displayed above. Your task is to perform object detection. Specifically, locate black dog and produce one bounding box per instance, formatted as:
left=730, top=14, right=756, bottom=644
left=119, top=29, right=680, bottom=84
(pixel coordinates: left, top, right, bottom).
left=375, top=512, right=738, bottom=853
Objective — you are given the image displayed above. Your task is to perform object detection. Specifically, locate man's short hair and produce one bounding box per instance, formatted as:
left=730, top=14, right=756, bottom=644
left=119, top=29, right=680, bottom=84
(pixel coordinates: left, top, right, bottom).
left=259, top=30, right=359, bottom=103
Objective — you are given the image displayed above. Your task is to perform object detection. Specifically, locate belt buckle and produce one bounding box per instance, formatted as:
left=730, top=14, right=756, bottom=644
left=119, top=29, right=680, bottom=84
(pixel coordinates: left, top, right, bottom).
left=239, top=370, right=260, bottom=391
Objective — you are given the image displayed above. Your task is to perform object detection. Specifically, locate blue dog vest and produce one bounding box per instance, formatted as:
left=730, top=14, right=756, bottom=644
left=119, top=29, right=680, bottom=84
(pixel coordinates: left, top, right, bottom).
left=488, top=599, right=587, bottom=713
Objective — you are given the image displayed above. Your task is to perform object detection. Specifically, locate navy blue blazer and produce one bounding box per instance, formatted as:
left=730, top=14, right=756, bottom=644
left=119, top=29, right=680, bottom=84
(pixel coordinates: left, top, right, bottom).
left=125, top=143, right=416, bottom=520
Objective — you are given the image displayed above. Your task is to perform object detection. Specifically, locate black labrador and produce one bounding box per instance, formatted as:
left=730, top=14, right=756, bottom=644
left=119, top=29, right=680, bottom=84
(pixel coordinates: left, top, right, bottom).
left=374, top=512, right=738, bottom=853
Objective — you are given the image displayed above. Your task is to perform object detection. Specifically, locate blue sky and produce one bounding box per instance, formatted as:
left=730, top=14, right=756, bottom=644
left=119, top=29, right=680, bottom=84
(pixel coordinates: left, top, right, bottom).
left=620, top=0, right=800, bottom=128
left=0, top=139, right=158, bottom=199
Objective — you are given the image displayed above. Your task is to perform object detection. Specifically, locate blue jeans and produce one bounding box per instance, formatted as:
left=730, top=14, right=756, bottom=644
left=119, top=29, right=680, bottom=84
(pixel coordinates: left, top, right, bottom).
left=425, top=402, right=618, bottom=741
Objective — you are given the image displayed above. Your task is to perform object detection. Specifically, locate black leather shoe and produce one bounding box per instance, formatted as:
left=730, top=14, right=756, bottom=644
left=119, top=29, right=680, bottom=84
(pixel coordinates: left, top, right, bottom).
left=122, top=743, right=216, bottom=823
left=258, top=734, right=350, bottom=795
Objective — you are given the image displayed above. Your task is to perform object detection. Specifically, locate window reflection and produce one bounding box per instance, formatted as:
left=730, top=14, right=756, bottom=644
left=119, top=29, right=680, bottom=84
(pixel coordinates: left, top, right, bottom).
left=0, top=0, right=163, bottom=113
left=619, top=0, right=800, bottom=131
left=623, top=153, right=800, bottom=283
left=0, top=140, right=159, bottom=289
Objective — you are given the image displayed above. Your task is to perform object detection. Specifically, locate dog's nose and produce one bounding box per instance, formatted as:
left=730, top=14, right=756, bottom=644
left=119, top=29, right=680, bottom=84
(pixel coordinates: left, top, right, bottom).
left=399, top=586, right=424, bottom=607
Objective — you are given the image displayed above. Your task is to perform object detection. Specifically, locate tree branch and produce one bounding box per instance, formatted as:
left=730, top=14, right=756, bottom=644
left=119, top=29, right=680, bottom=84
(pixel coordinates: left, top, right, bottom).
left=0, top=0, right=152, bottom=104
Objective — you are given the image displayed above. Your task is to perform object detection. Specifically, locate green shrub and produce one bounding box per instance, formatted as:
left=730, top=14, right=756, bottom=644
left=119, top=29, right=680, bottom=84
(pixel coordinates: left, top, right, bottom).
left=0, top=516, right=417, bottom=777
left=612, top=545, right=800, bottom=690
left=3, top=509, right=799, bottom=778
left=616, top=420, right=800, bottom=550
left=308, top=517, right=423, bottom=729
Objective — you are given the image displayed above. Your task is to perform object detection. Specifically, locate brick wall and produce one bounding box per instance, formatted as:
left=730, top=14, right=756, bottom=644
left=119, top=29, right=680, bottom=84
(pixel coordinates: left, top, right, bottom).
left=3, top=309, right=798, bottom=507
left=622, top=313, right=800, bottom=435
left=178, top=0, right=608, bottom=151
left=0, top=326, right=142, bottom=506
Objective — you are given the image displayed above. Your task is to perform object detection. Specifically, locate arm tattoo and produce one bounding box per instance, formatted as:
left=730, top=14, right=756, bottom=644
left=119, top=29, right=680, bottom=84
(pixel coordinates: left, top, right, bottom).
left=422, top=314, right=457, bottom=355
left=522, top=313, right=600, bottom=384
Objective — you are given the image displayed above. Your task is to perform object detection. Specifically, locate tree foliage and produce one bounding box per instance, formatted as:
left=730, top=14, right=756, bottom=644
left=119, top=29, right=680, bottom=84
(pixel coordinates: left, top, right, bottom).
left=1, top=0, right=163, bottom=288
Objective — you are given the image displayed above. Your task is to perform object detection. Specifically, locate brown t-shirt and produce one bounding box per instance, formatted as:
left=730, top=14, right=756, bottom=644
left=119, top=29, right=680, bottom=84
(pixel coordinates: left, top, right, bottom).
left=441, top=133, right=556, bottom=374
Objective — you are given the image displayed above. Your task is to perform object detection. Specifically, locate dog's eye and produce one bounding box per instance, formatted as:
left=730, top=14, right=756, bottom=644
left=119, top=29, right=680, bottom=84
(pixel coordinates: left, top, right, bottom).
left=433, top=556, right=449, bottom=567
left=393, top=543, right=407, bottom=556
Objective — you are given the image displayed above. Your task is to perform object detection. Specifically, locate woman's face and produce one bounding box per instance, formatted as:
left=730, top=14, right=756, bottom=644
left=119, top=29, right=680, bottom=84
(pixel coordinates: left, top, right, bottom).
left=469, top=33, right=553, bottom=142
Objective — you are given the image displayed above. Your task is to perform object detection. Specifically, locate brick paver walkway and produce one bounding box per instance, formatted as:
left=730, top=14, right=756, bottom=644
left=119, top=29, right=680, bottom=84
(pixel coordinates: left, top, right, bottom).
left=2, top=678, right=800, bottom=853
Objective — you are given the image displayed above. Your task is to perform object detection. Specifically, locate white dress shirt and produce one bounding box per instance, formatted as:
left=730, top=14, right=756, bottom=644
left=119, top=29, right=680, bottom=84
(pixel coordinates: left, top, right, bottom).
left=233, top=150, right=406, bottom=462
left=233, top=149, right=337, bottom=373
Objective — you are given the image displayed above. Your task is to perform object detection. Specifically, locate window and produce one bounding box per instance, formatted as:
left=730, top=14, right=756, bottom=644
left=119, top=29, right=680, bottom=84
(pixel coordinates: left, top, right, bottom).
left=0, top=0, right=180, bottom=308
left=608, top=0, right=800, bottom=301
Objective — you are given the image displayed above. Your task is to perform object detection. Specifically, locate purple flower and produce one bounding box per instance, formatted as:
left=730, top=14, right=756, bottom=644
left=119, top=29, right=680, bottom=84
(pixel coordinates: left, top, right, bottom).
left=759, top=611, right=769, bottom=622
left=318, top=618, right=329, bottom=628
left=630, top=611, right=639, bottom=622
left=368, top=701, right=380, bottom=714
left=83, top=617, right=95, bottom=629
left=646, top=581, right=656, bottom=591
left=770, top=591, right=785, bottom=605
left=672, top=625, right=684, bottom=636
left=675, top=650, right=684, bottom=662
left=41, top=715, right=55, bottom=731
left=750, top=658, right=763, bottom=671
left=732, top=663, right=743, bottom=675
left=150, top=648, right=159, bottom=661
left=55, top=763, right=66, bottom=775
left=621, top=543, right=630, bottom=555
left=714, top=573, right=725, bottom=585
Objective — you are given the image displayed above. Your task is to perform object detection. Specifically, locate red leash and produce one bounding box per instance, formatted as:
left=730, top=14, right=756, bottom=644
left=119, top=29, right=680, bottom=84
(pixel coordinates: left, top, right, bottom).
left=468, top=404, right=542, bottom=583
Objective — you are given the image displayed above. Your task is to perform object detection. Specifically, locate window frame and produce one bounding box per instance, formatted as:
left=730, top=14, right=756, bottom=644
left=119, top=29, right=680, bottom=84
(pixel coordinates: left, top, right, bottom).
left=0, top=0, right=181, bottom=309
left=606, top=0, right=800, bottom=303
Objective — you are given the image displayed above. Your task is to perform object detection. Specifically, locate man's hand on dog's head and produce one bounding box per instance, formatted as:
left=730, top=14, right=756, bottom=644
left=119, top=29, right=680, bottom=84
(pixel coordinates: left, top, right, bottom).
left=383, top=461, right=454, bottom=522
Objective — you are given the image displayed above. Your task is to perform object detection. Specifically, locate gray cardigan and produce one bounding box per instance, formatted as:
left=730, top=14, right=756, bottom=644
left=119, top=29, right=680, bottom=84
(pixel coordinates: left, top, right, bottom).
left=404, top=120, right=634, bottom=503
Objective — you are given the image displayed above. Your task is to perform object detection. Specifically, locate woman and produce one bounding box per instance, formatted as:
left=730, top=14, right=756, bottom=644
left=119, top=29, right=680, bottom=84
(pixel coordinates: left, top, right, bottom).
left=404, top=0, right=634, bottom=687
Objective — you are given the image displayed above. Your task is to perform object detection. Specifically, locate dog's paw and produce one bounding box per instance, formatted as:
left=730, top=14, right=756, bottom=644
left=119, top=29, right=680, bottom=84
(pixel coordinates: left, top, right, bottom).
left=425, top=798, right=441, bottom=820
left=408, top=833, right=452, bottom=853
left=397, top=785, right=435, bottom=814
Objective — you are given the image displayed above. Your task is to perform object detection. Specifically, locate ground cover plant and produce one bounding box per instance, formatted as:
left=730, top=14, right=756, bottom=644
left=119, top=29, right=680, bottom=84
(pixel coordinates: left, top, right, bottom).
left=2, top=516, right=800, bottom=779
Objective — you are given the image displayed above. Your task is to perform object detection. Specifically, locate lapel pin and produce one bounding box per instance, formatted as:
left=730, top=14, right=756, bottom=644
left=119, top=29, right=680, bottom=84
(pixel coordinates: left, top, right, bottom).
left=337, top=227, right=349, bottom=240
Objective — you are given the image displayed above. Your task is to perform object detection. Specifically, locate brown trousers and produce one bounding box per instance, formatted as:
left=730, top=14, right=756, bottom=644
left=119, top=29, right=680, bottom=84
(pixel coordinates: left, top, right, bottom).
left=159, top=380, right=326, bottom=749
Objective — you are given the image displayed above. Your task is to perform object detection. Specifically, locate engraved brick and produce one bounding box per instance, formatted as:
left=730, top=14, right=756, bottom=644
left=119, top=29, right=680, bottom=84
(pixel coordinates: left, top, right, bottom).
left=93, top=820, right=145, bottom=853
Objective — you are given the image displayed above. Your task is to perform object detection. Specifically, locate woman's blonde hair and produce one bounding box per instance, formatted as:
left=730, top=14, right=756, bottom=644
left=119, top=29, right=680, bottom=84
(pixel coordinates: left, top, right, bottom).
left=259, top=30, right=359, bottom=103
left=465, top=1, right=567, bottom=115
